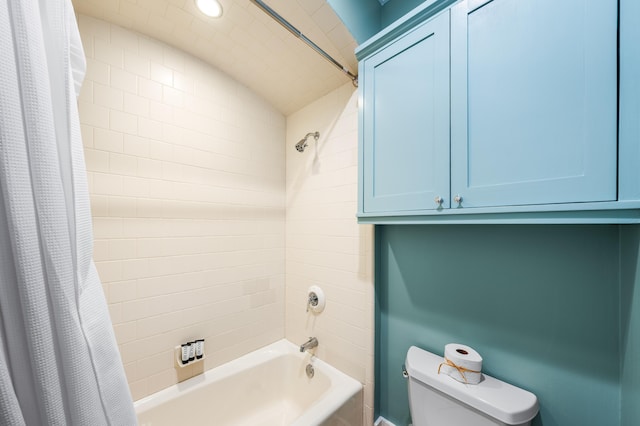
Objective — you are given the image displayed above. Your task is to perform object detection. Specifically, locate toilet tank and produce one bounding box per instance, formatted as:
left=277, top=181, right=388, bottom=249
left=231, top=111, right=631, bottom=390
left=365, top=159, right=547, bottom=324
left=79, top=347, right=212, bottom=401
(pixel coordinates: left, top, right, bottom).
left=405, top=346, right=538, bottom=426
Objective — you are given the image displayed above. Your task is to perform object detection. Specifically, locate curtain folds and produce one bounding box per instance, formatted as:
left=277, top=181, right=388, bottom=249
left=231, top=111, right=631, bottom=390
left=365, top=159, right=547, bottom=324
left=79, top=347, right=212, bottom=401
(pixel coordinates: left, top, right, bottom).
left=0, top=0, right=137, bottom=424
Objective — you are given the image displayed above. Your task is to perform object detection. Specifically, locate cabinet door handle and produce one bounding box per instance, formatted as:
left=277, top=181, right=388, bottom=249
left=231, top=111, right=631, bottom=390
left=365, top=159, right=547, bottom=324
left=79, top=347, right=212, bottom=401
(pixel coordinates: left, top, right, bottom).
left=454, top=195, right=463, bottom=204
left=434, top=196, right=443, bottom=205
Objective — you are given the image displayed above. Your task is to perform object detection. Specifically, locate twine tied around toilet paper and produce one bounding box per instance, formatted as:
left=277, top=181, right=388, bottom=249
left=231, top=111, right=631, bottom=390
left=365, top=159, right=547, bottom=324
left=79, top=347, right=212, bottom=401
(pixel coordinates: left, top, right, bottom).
left=437, top=357, right=481, bottom=384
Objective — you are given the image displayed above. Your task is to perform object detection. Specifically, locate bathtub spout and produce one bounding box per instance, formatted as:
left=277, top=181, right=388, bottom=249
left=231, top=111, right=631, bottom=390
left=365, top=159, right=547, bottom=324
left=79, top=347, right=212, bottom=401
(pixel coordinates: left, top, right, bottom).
left=300, top=337, right=318, bottom=352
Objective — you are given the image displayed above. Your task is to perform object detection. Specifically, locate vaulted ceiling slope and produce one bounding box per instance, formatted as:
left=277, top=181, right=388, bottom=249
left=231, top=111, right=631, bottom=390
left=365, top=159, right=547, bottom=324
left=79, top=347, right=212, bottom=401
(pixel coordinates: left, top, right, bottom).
left=72, top=0, right=358, bottom=115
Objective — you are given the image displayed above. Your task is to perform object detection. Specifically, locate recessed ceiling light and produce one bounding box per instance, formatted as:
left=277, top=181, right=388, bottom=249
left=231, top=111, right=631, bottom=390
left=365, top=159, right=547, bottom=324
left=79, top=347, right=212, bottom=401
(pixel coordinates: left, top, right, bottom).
left=196, top=0, right=223, bottom=18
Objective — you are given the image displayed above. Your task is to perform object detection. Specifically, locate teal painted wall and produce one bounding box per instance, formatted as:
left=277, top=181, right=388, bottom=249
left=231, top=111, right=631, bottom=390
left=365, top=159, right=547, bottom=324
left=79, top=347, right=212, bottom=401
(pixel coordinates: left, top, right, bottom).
left=328, top=0, right=440, bottom=44
left=621, top=226, right=640, bottom=425
left=328, top=0, right=450, bottom=45
left=376, top=225, right=621, bottom=426
left=326, top=0, right=381, bottom=43
left=380, top=0, right=426, bottom=28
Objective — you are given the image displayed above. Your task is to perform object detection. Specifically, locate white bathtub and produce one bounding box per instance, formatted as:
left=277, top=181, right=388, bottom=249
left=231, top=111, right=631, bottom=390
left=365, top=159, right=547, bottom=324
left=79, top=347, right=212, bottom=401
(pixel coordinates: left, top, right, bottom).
left=135, top=339, right=363, bottom=426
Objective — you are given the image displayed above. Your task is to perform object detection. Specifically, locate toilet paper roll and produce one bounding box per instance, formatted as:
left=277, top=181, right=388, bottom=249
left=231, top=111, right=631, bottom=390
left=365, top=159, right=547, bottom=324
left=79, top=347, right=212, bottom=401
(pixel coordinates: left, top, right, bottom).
left=439, top=343, right=483, bottom=385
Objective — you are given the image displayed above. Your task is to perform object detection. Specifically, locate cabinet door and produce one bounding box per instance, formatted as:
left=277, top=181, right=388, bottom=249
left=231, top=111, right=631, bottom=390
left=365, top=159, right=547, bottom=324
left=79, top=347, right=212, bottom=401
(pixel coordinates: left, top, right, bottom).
left=450, top=0, right=617, bottom=208
left=362, top=11, right=450, bottom=213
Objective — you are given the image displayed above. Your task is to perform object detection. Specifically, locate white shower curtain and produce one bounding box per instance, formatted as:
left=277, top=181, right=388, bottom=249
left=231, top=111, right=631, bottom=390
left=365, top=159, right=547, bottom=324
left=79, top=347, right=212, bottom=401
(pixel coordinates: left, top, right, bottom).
left=0, top=0, right=137, bottom=424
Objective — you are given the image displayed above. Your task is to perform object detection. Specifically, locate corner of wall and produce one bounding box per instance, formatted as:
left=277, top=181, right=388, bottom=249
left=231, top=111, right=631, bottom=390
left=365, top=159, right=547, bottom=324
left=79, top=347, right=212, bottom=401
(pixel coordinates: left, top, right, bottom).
left=284, top=82, right=375, bottom=424
left=619, top=225, right=640, bottom=425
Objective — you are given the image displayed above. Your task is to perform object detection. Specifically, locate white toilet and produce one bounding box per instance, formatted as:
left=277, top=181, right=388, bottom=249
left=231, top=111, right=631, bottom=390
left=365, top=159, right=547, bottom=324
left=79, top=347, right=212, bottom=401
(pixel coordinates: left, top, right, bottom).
left=405, top=346, right=539, bottom=426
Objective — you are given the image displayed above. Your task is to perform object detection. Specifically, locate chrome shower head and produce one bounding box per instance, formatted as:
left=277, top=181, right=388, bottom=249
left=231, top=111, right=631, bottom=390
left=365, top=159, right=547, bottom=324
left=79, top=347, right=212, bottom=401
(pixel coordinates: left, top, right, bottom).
left=295, top=139, right=307, bottom=152
left=295, top=131, right=319, bottom=153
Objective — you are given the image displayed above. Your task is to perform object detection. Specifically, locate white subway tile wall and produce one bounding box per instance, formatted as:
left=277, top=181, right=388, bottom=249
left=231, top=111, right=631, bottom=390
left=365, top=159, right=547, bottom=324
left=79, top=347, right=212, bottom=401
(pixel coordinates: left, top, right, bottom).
left=79, top=15, right=374, bottom=422
left=285, top=84, right=375, bottom=424
left=78, top=15, right=286, bottom=400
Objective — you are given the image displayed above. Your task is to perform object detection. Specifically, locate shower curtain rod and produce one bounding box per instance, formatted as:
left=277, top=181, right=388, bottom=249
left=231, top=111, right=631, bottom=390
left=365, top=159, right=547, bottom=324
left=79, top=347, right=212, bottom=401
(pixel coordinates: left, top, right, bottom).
left=249, top=0, right=358, bottom=87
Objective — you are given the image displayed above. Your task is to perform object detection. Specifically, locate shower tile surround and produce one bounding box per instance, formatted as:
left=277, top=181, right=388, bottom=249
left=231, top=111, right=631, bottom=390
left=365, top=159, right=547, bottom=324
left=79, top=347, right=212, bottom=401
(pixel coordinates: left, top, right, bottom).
left=285, top=85, right=375, bottom=424
left=77, top=14, right=374, bottom=421
left=78, top=16, right=286, bottom=399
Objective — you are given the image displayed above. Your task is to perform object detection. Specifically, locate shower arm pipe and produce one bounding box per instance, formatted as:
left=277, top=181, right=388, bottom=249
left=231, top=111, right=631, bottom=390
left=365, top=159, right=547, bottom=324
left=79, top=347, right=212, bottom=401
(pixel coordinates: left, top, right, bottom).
left=305, top=131, right=319, bottom=140
left=249, top=0, right=358, bottom=87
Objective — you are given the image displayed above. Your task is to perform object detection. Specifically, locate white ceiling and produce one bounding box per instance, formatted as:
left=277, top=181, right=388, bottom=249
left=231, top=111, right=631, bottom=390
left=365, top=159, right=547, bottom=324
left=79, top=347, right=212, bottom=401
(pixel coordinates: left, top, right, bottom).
left=71, top=0, right=359, bottom=115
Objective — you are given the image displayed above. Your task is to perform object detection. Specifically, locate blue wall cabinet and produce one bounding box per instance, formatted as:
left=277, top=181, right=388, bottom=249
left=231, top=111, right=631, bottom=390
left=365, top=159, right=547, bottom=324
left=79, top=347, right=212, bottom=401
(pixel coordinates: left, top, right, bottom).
left=361, top=11, right=450, bottom=213
left=356, top=0, right=636, bottom=223
left=450, top=0, right=617, bottom=208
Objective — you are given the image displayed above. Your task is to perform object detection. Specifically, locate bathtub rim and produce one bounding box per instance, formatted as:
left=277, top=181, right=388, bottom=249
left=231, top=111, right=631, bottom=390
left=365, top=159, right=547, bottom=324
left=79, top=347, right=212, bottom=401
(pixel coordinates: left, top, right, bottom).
left=134, top=338, right=363, bottom=426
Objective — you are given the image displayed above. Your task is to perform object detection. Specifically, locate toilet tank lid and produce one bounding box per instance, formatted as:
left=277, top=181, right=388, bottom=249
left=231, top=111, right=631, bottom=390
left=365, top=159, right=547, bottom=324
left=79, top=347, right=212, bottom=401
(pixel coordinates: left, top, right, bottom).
left=405, top=346, right=539, bottom=425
